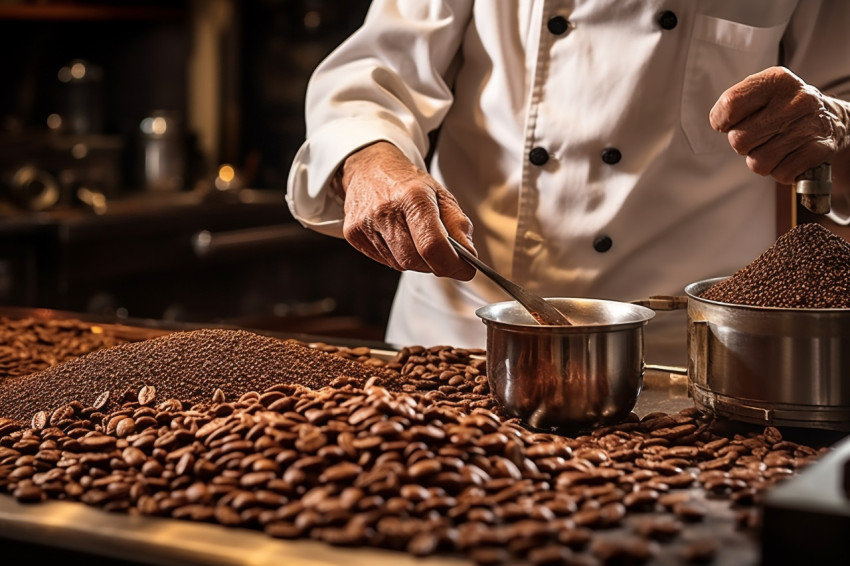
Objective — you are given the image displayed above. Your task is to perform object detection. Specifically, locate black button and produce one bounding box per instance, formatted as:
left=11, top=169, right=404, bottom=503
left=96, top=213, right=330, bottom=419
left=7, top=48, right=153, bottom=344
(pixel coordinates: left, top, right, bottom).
left=529, top=147, right=550, bottom=166
left=593, top=235, right=613, bottom=253
left=658, top=10, right=678, bottom=30
left=547, top=16, right=570, bottom=35
left=601, top=147, right=621, bottom=165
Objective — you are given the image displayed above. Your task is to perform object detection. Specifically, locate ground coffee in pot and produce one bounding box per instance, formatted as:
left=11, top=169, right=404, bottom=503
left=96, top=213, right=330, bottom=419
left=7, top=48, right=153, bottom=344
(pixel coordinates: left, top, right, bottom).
left=701, top=222, right=850, bottom=308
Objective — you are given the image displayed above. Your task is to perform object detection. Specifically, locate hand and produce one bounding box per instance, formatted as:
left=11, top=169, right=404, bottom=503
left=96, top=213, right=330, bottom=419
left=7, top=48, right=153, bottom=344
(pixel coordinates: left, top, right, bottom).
left=709, top=66, right=850, bottom=185
left=338, top=141, right=476, bottom=280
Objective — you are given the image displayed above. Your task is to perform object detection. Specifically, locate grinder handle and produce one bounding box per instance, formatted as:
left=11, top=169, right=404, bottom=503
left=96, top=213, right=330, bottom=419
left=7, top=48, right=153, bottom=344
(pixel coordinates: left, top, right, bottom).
left=794, top=163, right=832, bottom=215
left=630, top=296, right=688, bottom=310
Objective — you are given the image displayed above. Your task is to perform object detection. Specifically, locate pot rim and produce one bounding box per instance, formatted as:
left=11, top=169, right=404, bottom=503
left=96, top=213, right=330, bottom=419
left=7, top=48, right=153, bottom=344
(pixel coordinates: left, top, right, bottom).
left=475, top=297, right=655, bottom=333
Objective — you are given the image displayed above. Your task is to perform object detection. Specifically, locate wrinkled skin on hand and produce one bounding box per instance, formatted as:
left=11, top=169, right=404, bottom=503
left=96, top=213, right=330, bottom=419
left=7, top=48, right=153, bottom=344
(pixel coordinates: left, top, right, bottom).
left=338, top=141, right=476, bottom=280
left=710, top=66, right=850, bottom=185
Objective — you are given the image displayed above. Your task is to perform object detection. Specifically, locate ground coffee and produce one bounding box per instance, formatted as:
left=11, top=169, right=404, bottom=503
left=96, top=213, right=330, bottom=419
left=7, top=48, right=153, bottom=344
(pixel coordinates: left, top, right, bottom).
left=0, top=329, right=398, bottom=422
left=701, top=222, right=850, bottom=308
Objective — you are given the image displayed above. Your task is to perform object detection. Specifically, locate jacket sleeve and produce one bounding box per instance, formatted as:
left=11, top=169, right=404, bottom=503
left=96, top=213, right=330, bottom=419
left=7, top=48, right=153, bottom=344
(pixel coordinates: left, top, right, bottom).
left=285, top=0, right=473, bottom=237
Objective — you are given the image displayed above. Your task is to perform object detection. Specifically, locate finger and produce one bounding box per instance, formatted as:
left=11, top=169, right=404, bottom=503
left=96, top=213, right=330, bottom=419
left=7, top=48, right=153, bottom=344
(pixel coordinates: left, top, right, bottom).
left=343, top=219, right=404, bottom=271
left=769, top=142, right=832, bottom=185
left=402, top=189, right=465, bottom=278
left=725, top=105, right=788, bottom=156
left=743, top=122, right=810, bottom=177
left=709, top=67, right=809, bottom=134
left=436, top=189, right=475, bottom=241
left=365, top=229, right=406, bottom=272
left=435, top=192, right=476, bottom=280
left=710, top=73, right=776, bottom=133
left=377, top=221, right=431, bottom=272
left=367, top=184, right=447, bottom=274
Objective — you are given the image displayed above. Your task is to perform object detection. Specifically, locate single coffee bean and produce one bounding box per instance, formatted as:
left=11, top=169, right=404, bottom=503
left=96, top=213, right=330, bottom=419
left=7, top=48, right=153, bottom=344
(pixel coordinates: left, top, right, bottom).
left=681, top=537, right=719, bottom=562
left=673, top=500, right=708, bottom=522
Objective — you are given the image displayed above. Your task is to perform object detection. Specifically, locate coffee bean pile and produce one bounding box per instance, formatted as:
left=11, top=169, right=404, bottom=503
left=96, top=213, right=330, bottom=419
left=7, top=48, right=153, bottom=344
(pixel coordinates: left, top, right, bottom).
left=0, top=329, right=403, bottom=423
left=0, top=337, right=828, bottom=565
left=0, top=316, right=125, bottom=380
left=701, top=222, right=850, bottom=307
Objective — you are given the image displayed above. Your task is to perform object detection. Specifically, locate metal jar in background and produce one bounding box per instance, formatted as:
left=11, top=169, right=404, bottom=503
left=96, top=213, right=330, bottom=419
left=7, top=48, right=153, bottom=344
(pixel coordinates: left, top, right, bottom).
left=476, top=298, right=655, bottom=432
left=58, top=59, right=104, bottom=135
left=685, top=277, right=850, bottom=431
left=139, top=111, right=185, bottom=192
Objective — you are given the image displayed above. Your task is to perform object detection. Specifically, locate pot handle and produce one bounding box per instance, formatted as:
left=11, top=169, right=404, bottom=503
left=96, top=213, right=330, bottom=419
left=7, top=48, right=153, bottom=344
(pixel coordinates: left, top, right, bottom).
left=630, top=295, right=688, bottom=310
left=634, top=295, right=691, bottom=377
left=645, top=363, right=689, bottom=376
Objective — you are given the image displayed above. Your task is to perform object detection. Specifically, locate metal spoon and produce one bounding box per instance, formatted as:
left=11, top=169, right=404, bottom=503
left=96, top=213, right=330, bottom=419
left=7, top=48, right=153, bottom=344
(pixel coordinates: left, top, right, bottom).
left=447, top=236, right=572, bottom=326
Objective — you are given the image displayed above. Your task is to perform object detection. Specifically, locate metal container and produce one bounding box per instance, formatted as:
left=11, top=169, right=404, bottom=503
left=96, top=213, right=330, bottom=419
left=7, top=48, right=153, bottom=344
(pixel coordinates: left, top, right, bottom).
left=476, top=298, right=655, bottom=432
left=685, top=277, right=850, bottom=431
left=57, top=59, right=104, bottom=135
left=139, top=111, right=185, bottom=192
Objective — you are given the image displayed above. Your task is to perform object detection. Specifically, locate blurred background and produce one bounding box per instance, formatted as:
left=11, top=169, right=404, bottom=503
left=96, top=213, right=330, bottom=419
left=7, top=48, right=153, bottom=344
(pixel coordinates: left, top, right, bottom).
left=0, top=0, right=402, bottom=340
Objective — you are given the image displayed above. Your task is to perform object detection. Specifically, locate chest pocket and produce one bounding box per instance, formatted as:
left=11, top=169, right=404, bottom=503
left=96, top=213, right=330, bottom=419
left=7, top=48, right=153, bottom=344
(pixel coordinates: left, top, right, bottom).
left=681, top=15, right=787, bottom=154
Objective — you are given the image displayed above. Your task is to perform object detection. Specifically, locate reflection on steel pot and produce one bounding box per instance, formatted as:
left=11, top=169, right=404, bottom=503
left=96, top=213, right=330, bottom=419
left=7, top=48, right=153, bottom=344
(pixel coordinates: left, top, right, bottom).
left=476, top=298, right=655, bottom=432
left=686, top=277, right=850, bottom=431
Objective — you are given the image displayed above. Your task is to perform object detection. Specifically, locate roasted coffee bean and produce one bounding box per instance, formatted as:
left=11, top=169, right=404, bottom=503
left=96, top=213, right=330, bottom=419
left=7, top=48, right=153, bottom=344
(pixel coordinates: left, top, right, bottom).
left=319, top=462, right=362, bottom=483
left=657, top=491, right=694, bottom=510
left=121, top=446, right=146, bottom=468
left=622, top=489, right=659, bottom=511
left=681, top=537, right=719, bottom=562
left=115, top=418, right=136, bottom=438
left=651, top=423, right=697, bottom=440
left=556, top=526, right=592, bottom=550
left=406, top=530, right=440, bottom=556
left=137, top=386, right=156, bottom=406
left=0, top=316, right=832, bottom=565
left=664, top=472, right=697, bottom=488
left=408, top=458, right=442, bottom=479
left=13, top=481, right=45, bottom=503
left=31, top=411, right=48, bottom=431
left=631, top=515, right=683, bottom=540
left=590, top=534, right=659, bottom=563
left=527, top=544, right=574, bottom=566
left=673, top=500, right=708, bottom=522
left=470, top=546, right=511, bottom=566
left=79, top=434, right=117, bottom=452
left=598, top=502, right=627, bottom=527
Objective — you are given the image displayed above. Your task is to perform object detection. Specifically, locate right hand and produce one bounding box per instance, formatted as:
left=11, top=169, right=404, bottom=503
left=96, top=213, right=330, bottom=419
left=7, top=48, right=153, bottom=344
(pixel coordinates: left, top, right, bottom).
left=338, top=141, right=476, bottom=280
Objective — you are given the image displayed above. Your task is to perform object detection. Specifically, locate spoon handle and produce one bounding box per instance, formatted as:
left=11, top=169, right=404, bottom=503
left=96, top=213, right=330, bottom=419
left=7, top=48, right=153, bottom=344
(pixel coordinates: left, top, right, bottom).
left=447, top=236, right=571, bottom=326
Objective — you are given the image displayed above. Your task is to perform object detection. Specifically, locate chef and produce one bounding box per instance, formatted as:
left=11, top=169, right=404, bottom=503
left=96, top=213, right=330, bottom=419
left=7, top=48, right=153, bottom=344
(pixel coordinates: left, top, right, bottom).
left=286, top=1, right=850, bottom=365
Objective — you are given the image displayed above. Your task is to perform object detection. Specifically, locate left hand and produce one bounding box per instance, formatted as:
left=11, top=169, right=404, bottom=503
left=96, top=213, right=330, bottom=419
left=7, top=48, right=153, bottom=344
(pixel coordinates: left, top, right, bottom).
left=709, top=66, right=850, bottom=184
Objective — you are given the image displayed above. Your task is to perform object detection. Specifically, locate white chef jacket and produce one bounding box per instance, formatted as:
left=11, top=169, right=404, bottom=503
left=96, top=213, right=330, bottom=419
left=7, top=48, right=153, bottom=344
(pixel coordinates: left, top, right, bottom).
left=286, top=0, right=850, bottom=366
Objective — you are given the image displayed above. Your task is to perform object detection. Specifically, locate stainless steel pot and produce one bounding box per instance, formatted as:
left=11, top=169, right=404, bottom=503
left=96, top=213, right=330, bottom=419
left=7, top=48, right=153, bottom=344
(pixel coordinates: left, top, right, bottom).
left=685, top=277, right=850, bottom=431
left=476, top=298, right=655, bottom=432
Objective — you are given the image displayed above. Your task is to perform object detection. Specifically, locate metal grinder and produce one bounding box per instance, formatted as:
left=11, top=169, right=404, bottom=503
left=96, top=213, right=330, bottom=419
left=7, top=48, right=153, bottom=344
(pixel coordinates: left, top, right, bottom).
left=795, top=163, right=832, bottom=214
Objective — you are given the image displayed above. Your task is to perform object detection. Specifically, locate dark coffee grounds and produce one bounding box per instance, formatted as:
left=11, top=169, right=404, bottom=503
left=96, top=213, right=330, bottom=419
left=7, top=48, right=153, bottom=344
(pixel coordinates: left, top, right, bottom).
left=701, top=222, right=850, bottom=308
left=0, top=329, right=398, bottom=422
